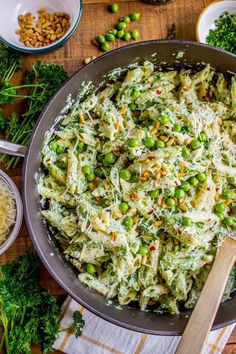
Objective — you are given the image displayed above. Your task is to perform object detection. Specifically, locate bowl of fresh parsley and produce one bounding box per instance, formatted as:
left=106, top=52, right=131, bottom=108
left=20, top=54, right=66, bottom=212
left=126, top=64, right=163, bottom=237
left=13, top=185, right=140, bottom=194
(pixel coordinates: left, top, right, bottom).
left=196, top=0, right=236, bottom=55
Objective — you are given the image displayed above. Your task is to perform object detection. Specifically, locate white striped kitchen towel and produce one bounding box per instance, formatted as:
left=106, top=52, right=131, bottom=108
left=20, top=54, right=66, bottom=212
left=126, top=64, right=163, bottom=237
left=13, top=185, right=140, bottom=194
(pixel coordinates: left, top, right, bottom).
left=53, top=297, right=235, bottom=354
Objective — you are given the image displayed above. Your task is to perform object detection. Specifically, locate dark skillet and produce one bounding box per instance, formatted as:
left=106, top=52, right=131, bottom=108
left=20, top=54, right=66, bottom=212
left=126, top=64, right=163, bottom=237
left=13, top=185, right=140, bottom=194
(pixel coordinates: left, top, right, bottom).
left=0, top=40, right=235, bottom=335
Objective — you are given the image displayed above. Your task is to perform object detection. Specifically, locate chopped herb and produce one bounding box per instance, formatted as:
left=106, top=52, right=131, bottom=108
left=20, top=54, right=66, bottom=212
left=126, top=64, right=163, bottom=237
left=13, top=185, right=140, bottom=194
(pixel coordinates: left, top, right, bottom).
left=165, top=23, right=176, bottom=40
left=72, top=311, right=85, bottom=338
left=206, top=12, right=236, bottom=54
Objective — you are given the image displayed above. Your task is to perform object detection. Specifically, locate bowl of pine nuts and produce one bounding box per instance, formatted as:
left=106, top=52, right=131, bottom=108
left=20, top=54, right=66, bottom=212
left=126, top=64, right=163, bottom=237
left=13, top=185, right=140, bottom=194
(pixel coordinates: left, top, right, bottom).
left=0, top=0, right=82, bottom=53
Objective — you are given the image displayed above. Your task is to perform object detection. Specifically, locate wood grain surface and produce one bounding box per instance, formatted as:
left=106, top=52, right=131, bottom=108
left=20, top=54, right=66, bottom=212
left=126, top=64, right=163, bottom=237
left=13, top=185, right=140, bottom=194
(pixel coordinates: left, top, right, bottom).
left=0, top=0, right=235, bottom=353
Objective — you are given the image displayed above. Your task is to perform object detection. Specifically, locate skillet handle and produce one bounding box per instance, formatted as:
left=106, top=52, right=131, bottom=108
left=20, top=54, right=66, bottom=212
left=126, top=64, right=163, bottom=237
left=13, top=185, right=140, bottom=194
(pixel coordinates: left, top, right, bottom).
left=0, top=139, right=26, bottom=157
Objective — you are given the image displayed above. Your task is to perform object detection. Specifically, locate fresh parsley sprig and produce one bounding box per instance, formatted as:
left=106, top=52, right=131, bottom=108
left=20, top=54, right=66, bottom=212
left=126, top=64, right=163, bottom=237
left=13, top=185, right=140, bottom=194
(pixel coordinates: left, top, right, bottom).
left=0, top=43, right=68, bottom=169
left=206, top=12, right=236, bottom=54
left=0, top=252, right=85, bottom=354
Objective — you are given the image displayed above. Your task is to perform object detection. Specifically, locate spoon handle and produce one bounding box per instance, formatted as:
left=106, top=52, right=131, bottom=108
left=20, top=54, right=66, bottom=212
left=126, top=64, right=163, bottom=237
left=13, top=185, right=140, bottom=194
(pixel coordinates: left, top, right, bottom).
left=176, top=237, right=236, bottom=354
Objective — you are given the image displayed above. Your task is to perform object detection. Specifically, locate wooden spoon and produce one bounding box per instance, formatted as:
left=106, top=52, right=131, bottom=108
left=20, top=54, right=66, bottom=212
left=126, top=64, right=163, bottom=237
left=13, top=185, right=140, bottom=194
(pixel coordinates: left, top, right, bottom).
left=176, top=236, right=236, bottom=354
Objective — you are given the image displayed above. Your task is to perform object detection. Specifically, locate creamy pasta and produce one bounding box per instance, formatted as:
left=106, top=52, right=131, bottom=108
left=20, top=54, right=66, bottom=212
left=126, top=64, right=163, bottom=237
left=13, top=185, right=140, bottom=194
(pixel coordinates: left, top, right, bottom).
left=38, top=62, right=236, bottom=314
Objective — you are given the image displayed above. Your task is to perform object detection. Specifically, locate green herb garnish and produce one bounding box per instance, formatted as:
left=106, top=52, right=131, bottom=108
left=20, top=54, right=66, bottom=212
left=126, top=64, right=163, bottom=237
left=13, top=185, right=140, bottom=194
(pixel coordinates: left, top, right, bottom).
left=206, top=12, right=236, bottom=54
left=0, top=43, right=68, bottom=169
left=0, top=252, right=85, bottom=354
left=165, top=23, right=176, bottom=40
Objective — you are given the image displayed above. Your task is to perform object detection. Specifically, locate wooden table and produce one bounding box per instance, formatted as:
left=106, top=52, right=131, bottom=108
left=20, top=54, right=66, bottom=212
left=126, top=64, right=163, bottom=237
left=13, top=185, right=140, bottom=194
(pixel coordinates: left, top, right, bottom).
left=1, top=0, right=235, bottom=352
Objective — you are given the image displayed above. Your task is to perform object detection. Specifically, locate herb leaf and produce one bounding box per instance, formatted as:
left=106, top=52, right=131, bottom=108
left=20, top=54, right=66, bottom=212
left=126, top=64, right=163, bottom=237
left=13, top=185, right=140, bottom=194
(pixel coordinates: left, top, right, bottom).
left=206, top=12, right=236, bottom=54
left=72, top=311, right=85, bottom=338
left=0, top=46, right=68, bottom=169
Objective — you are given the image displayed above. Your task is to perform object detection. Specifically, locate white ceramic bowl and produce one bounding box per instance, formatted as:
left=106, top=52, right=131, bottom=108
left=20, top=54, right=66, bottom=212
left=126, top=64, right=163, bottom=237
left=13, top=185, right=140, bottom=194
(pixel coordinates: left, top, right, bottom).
left=0, top=170, right=23, bottom=255
left=196, top=0, right=236, bottom=44
left=0, top=0, right=82, bottom=53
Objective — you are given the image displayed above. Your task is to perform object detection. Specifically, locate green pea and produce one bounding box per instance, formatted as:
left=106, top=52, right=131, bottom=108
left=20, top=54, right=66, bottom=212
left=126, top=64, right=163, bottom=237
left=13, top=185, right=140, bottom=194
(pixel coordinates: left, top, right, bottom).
left=159, top=114, right=170, bottom=125
left=183, top=217, right=192, bottom=227
left=109, top=3, right=119, bottom=13
left=119, top=201, right=129, bottom=212
left=101, top=42, right=110, bottom=52
left=122, top=16, right=131, bottom=24
left=181, top=181, right=192, bottom=192
left=173, top=123, right=181, bottom=132
left=130, top=12, right=141, bottom=21
left=191, top=139, right=201, bottom=150
left=123, top=32, right=131, bottom=41
left=156, top=140, right=165, bottom=148
left=145, top=136, right=156, bottom=148
left=132, top=90, right=141, bottom=99
left=95, top=168, right=103, bottom=178
left=106, top=33, right=115, bottom=42
left=223, top=216, right=233, bottom=226
left=97, top=35, right=106, bottom=44
left=175, top=188, right=185, bottom=199
left=128, top=138, right=139, bottom=147
left=50, top=141, right=58, bottom=152
left=77, top=141, right=86, bottom=152
left=117, top=30, right=125, bottom=38
left=138, top=245, right=148, bottom=256
left=166, top=198, right=176, bottom=208
left=215, top=212, right=224, bottom=221
left=97, top=153, right=103, bottom=162
left=85, top=263, right=96, bottom=274
left=222, top=190, right=232, bottom=200
left=86, top=172, right=95, bottom=182
left=189, top=176, right=199, bottom=187
left=228, top=177, right=235, bottom=185
left=129, top=103, right=137, bottom=111
left=123, top=216, right=134, bottom=228
left=103, top=158, right=111, bottom=167
left=199, top=132, right=207, bottom=142
left=56, top=145, right=65, bottom=154
left=119, top=169, right=131, bottom=181
left=215, top=203, right=226, bottom=213
left=82, top=165, right=92, bottom=174
left=109, top=28, right=118, bottom=36
left=116, top=22, right=126, bottom=30
left=131, top=29, right=140, bottom=40
left=149, top=189, right=160, bottom=199
left=181, top=147, right=190, bottom=159
left=197, top=173, right=207, bottom=182
left=62, top=210, right=70, bottom=217
left=104, top=152, right=116, bottom=164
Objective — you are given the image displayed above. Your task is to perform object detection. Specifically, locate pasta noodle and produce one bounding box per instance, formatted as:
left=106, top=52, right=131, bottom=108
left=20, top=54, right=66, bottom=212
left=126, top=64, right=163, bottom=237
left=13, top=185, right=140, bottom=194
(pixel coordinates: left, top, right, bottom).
left=38, top=62, right=236, bottom=314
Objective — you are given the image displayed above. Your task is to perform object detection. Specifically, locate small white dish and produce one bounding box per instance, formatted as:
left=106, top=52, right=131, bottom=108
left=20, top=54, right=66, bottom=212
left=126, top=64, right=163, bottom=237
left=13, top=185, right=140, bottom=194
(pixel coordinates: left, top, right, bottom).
left=196, top=0, right=236, bottom=44
left=0, top=0, right=82, bottom=53
left=0, top=170, right=23, bottom=255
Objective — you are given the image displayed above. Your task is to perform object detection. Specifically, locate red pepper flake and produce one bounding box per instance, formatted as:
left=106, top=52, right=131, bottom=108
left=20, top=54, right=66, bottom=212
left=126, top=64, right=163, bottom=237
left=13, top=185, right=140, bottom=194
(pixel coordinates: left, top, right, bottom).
left=149, top=245, right=156, bottom=251
left=227, top=210, right=232, bottom=216
left=178, top=229, right=182, bottom=235
left=156, top=90, right=161, bottom=95
left=207, top=187, right=210, bottom=191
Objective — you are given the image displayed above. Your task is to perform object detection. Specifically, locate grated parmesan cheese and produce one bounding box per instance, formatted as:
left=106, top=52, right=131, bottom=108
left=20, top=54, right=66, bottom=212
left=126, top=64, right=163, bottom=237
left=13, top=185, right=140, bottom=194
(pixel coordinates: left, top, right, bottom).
left=0, top=178, right=16, bottom=245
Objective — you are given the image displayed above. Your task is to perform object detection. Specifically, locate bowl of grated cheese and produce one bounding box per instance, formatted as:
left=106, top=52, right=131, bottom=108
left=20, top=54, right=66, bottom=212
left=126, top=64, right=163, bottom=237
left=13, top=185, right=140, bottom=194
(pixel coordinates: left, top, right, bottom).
left=0, top=170, right=23, bottom=254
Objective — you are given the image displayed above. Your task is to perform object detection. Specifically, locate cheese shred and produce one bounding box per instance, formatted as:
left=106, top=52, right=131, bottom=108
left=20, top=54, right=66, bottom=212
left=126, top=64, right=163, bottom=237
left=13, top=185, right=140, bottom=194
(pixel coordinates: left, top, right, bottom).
left=0, top=178, right=16, bottom=245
